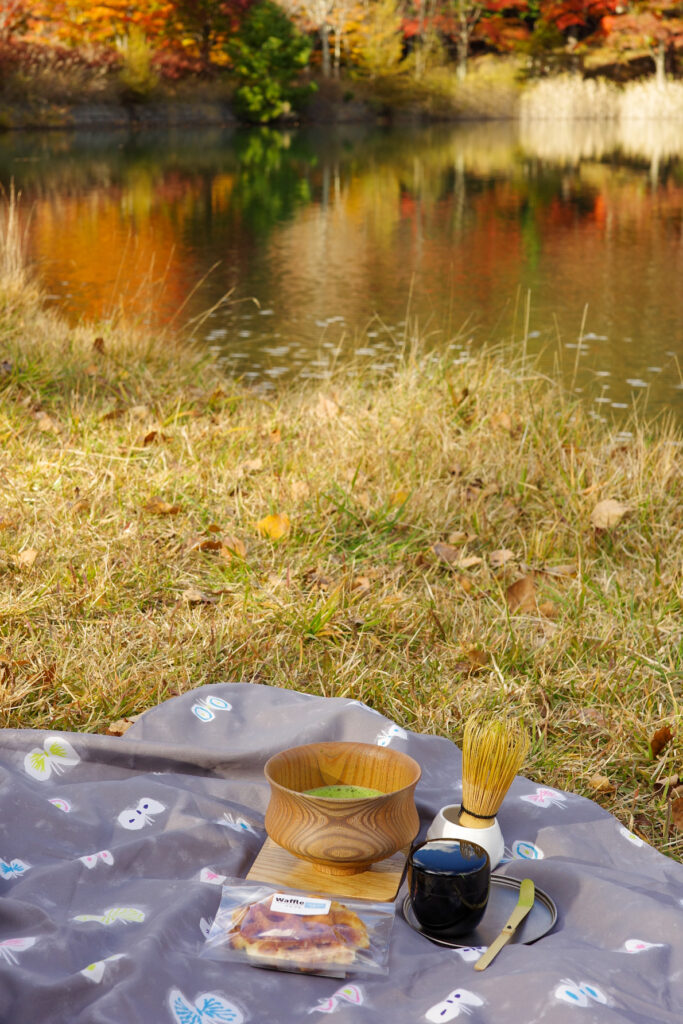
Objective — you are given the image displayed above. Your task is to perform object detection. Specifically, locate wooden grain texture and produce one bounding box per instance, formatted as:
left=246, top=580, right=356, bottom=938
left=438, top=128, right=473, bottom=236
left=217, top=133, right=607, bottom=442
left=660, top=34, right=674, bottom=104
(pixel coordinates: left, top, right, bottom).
left=264, top=741, right=421, bottom=875
left=246, top=837, right=408, bottom=901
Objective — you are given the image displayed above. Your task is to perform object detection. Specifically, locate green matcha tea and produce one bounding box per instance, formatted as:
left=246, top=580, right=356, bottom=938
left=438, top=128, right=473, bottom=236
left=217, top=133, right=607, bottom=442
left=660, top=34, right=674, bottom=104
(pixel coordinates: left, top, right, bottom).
left=304, top=784, right=384, bottom=799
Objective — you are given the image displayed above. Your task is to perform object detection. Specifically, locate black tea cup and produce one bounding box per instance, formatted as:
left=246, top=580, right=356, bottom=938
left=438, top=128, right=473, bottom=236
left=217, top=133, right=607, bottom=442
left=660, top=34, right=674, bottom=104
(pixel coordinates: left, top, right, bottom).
left=408, top=837, right=490, bottom=937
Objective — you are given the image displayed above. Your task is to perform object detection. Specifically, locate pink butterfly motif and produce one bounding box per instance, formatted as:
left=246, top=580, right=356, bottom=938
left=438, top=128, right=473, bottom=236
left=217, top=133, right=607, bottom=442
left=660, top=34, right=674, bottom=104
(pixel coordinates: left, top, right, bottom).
left=0, top=937, right=37, bottom=965
left=80, top=850, right=114, bottom=869
left=199, top=867, right=226, bottom=885
left=520, top=787, right=567, bottom=809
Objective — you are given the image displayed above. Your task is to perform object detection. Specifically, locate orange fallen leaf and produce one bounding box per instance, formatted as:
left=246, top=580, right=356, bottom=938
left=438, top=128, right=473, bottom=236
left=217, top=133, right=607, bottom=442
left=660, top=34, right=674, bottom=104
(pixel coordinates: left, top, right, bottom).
left=650, top=725, right=673, bottom=759
left=15, top=548, right=38, bottom=568
left=591, top=499, right=629, bottom=530
left=390, top=489, right=409, bottom=507
left=538, top=600, right=558, bottom=619
left=490, top=548, right=514, bottom=568
left=268, top=427, right=282, bottom=445
left=466, top=647, right=490, bottom=670
left=93, top=336, right=105, bottom=353
left=506, top=576, right=537, bottom=613
left=206, top=523, right=222, bottom=534
left=351, top=576, right=371, bottom=592
left=144, top=500, right=181, bottom=516
left=256, top=513, right=290, bottom=540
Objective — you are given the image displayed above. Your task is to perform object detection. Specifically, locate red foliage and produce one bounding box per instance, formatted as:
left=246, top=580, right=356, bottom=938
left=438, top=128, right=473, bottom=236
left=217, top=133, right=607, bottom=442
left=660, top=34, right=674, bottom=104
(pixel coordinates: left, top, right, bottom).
left=541, top=0, right=622, bottom=33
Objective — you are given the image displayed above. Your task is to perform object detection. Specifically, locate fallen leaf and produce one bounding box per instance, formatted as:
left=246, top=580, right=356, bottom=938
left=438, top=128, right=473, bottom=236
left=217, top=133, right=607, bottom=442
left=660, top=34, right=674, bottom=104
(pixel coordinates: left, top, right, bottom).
left=130, top=404, right=150, bottom=420
left=591, top=498, right=629, bottom=530
left=447, top=530, right=475, bottom=546
left=93, top=336, right=105, bottom=353
left=588, top=774, right=616, bottom=794
left=255, top=513, right=290, bottom=540
left=36, top=413, right=57, bottom=433
left=268, top=427, right=281, bottom=445
left=490, top=548, right=514, bottom=568
left=290, top=480, right=310, bottom=502
left=70, top=499, right=90, bottom=515
left=432, top=542, right=461, bottom=565
left=491, top=411, right=512, bottom=431
left=206, top=523, right=222, bottom=533
left=182, top=586, right=217, bottom=605
left=390, top=489, right=409, bottom=507
left=143, top=500, right=181, bottom=516
left=650, top=725, right=673, bottom=759
left=653, top=774, right=679, bottom=794
left=315, top=395, right=340, bottom=421
left=671, top=798, right=683, bottom=833
left=187, top=536, right=223, bottom=553
left=84, top=363, right=99, bottom=376
left=106, top=715, right=139, bottom=737
left=238, top=457, right=263, bottom=476
left=538, top=600, right=558, bottom=619
left=142, top=430, right=171, bottom=446
left=543, top=563, right=578, bottom=578
left=577, top=708, right=609, bottom=729
left=459, top=555, right=483, bottom=569
left=351, top=576, right=371, bottom=592
left=220, top=535, right=246, bottom=559
left=101, top=408, right=124, bottom=422
left=15, top=548, right=38, bottom=568
left=0, top=518, right=17, bottom=531
left=466, top=647, right=490, bottom=670
left=506, top=575, right=537, bottom=613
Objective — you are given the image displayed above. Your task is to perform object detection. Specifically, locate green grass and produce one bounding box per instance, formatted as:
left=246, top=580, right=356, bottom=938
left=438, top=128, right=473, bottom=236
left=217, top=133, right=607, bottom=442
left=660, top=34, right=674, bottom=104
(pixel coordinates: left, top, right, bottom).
left=0, top=220, right=681, bottom=861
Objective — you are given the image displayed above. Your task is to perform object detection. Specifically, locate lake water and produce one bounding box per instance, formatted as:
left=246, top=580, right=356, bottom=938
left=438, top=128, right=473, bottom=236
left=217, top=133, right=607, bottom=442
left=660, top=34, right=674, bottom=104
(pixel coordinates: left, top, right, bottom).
left=3, top=120, right=683, bottom=420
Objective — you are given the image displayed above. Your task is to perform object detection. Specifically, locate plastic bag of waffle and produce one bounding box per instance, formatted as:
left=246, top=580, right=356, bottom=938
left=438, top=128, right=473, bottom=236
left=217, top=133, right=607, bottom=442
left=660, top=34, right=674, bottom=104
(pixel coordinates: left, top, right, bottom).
left=202, top=881, right=395, bottom=976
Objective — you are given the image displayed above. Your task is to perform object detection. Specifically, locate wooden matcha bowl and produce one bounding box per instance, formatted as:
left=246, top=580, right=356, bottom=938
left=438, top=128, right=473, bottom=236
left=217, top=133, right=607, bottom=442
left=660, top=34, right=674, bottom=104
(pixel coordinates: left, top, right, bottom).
left=264, top=741, right=421, bottom=875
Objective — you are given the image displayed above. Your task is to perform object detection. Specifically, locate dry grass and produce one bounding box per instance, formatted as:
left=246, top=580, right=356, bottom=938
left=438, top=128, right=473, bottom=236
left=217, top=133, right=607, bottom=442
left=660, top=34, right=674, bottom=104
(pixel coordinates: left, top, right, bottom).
left=0, top=206, right=681, bottom=862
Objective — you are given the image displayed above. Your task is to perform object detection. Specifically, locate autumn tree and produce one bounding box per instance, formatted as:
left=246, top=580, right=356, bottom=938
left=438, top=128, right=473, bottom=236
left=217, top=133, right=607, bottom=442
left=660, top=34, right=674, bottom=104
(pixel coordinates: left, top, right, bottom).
left=602, top=1, right=683, bottom=83
left=0, top=0, right=29, bottom=41
left=167, top=0, right=253, bottom=66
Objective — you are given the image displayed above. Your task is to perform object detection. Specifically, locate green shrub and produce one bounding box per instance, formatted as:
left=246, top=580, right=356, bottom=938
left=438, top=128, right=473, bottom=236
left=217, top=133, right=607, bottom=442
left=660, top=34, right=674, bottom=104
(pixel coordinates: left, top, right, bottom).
left=225, top=1, right=315, bottom=124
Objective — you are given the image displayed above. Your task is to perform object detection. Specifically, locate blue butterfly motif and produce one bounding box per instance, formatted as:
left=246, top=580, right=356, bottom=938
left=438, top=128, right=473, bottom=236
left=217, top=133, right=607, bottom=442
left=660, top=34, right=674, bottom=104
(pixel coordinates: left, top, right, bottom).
left=1, top=858, right=30, bottom=881
left=169, top=989, right=243, bottom=1024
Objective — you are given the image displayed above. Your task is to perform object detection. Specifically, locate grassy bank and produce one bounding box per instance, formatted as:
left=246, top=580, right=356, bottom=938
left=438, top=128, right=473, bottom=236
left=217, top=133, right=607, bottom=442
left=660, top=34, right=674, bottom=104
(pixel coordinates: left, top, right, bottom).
left=0, top=218, right=681, bottom=861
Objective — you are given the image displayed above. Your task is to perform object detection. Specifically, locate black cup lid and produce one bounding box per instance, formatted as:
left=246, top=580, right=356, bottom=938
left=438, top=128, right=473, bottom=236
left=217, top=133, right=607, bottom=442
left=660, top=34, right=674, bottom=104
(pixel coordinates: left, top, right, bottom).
left=410, top=838, right=489, bottom=874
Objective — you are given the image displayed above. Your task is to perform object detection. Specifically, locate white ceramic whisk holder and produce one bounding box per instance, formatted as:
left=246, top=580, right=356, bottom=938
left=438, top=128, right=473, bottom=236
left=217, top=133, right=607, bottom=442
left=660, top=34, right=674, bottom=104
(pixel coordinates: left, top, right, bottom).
left=426, top=804, right=505, bottom=869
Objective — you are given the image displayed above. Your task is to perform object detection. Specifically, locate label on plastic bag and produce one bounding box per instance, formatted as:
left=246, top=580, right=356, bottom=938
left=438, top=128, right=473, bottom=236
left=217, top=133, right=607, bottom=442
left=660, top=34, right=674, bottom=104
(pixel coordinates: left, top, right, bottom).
left=270, top=893, right=331, bottom=916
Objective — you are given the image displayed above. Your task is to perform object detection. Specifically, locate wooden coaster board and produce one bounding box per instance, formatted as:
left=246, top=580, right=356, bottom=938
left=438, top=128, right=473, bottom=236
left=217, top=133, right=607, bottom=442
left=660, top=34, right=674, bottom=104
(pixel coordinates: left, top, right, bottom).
left=246, top=837, right=407, bottom=902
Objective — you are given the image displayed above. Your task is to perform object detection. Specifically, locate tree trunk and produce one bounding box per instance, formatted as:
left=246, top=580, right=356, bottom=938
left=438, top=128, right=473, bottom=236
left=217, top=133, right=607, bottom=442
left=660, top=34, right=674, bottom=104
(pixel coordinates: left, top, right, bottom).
left=320, top=23, right=331, bottom=78
left=333, top=26, right=341, bottom=79
left=654, top=39, right=666, bottom=86
left=456, top=33, right=468, bottom=82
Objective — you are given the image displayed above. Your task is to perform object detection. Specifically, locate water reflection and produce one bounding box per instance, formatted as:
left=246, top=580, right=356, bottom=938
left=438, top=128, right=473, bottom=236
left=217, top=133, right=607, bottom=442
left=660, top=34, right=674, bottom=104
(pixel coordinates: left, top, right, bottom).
left=2, top=120, right=682, bottom=416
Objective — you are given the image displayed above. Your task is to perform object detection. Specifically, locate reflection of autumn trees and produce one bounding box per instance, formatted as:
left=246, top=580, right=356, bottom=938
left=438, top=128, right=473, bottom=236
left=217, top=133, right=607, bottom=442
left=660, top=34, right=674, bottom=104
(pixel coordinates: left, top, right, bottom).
left=8, top=124, right=683, bottom=379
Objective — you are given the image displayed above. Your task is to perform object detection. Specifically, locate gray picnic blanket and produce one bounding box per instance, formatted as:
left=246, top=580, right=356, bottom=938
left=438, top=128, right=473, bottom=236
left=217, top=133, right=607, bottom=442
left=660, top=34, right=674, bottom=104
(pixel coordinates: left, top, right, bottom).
left=1, top=682, right=681, bottom=1024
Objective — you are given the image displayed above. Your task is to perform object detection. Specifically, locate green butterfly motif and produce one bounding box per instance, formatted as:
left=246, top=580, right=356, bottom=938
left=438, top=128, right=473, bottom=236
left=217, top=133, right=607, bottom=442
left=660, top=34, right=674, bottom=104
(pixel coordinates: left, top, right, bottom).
left=24, top=736, right=79, bottom=782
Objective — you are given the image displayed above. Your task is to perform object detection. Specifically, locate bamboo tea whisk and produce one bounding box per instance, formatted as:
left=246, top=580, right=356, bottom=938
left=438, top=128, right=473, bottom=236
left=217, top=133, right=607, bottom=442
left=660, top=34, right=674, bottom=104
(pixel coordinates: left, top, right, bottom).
left=458, top=713, right=529, bottom=830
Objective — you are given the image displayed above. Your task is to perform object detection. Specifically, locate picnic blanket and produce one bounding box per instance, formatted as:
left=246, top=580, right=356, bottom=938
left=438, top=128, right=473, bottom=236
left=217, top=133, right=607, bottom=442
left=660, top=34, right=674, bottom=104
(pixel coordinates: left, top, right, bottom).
left=1, top=682, right=682, bottom=1024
